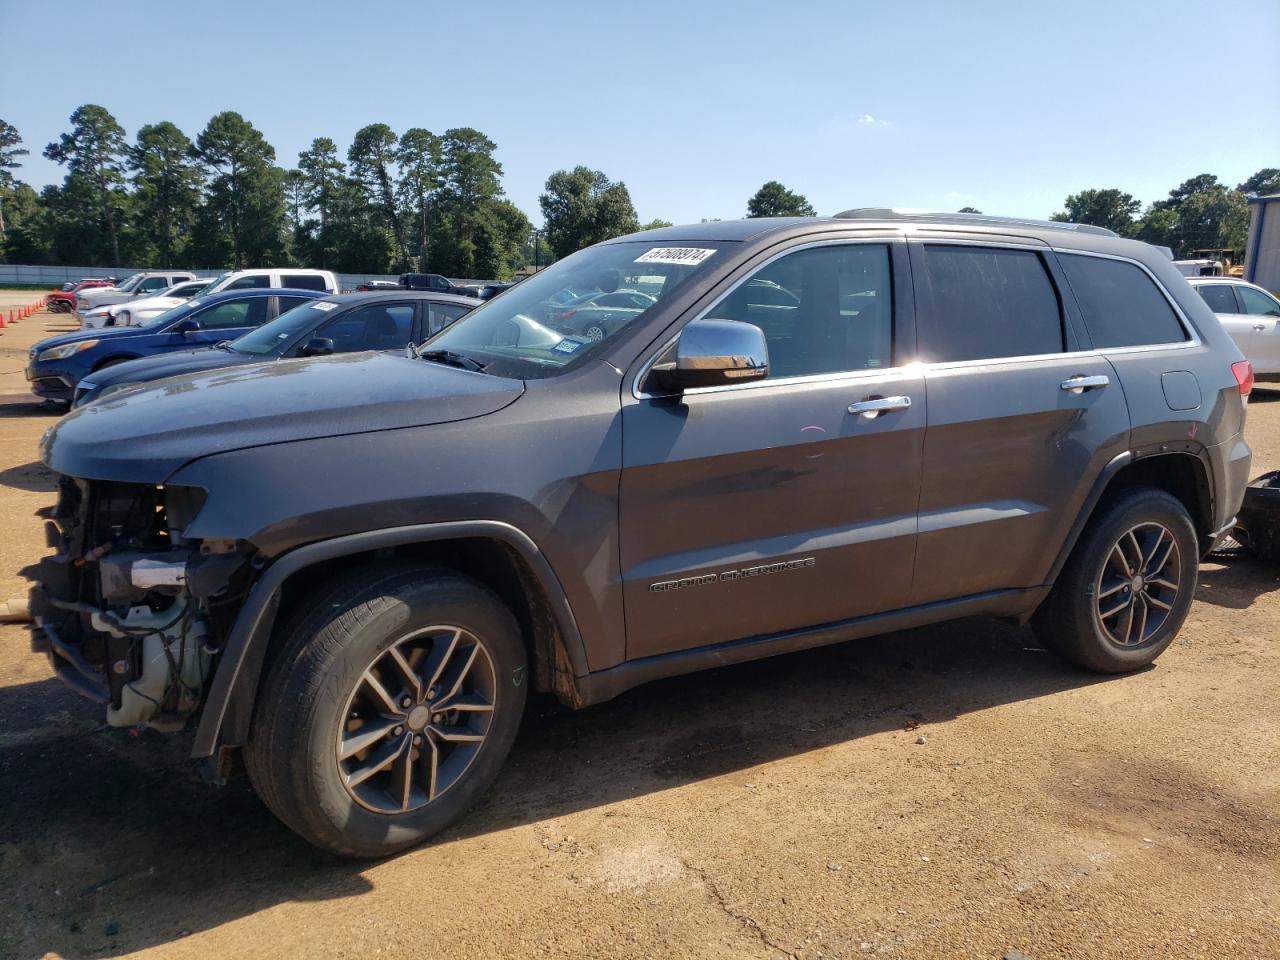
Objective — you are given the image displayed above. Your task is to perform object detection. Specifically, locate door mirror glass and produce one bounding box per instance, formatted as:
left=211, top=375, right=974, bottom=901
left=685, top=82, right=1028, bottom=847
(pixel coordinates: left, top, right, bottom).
left=173, top=317, right=201, bottom=334
left=301, top=336, right=335, bottom=357
left=646, top=319, right=769, bottom=393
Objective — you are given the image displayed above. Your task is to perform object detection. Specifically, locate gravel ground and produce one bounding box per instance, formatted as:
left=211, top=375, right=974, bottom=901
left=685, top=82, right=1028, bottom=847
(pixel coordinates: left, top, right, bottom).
left=0, top=309, right=1276, bottom=960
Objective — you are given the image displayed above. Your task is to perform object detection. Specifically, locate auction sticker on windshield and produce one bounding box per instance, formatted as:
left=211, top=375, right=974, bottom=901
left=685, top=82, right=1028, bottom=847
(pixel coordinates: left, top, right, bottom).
left=634, top=247, right=716, bottom=266
left=312, top=301, right=337, bottom=311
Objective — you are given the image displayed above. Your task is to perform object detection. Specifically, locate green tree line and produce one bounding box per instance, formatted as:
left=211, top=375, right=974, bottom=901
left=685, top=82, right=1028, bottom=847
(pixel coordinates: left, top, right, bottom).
left=1, top=109, right=1274, bottom=276
left=0, top=107, right=665, bottom=279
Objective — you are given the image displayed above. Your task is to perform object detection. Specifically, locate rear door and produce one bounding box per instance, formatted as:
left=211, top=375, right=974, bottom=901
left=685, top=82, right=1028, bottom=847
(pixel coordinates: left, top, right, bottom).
left=620, top=237, right=925, bottom=659
left=907, top=240, right=1130, bottom=605
left=1194, top=283, right=1254, bottom=358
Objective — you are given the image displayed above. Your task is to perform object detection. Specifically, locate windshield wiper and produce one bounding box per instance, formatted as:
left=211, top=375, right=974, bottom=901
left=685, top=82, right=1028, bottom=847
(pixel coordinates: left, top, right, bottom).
left=418, top=349, right=486, bottom=372
left=214, top=340, right=235, bottom=351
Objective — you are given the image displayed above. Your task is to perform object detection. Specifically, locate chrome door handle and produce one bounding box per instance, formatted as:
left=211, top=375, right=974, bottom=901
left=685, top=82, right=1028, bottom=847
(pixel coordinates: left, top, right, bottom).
left=1253, top=323, right=1268, bottom=332
left=847, top=395, right=912, bottom=418
left=1060, top=375, right=1109, bottom=394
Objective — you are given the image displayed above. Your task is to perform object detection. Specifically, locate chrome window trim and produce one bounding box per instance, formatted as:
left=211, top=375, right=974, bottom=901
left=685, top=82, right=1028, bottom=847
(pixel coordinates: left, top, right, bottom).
left=631, top=236, right=901, bottom=400
left=1050, top=246, right=1202, bottom=350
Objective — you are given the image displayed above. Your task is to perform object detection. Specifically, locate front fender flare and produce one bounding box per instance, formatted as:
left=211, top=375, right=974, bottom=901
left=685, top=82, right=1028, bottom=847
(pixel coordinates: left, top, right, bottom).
left=190, top=520, right=588, bottom=758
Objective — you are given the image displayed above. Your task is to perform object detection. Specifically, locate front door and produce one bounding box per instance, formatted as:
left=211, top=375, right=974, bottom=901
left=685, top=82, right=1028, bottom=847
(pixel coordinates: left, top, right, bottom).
left=907, top=240, right=1130, bottom=605
left=620, top=239, right=925, bottom=660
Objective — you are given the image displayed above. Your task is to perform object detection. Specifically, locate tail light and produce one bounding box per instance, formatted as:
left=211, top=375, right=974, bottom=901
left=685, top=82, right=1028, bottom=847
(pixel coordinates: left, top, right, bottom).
left=1232, top=360, right=1254, bottom=397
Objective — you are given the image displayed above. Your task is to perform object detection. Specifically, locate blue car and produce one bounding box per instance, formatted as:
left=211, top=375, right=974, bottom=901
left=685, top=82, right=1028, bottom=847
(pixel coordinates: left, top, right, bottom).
left=25, top=288, right=322, bottom=405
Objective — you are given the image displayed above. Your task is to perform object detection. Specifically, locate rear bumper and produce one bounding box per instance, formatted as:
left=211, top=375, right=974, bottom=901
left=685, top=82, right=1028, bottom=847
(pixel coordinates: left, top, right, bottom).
left=1206, top=432, right=1252, bottom=549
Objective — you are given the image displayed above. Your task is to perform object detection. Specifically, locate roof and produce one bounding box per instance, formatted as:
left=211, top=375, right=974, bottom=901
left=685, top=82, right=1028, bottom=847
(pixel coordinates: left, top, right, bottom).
left=198, top=287, right=324, bottom=302
left=1185, top=276, right=1256, bottom=286
left=321, top=290, right=483, bottom=306
left=834, top=207, right=1119, bottom=237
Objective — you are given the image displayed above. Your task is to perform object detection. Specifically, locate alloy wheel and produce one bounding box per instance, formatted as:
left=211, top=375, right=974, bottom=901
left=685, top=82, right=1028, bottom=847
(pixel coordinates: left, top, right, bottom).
left=336, top=626, right=497, bottom=814
left=1093, top=522, right=1181, bottom=648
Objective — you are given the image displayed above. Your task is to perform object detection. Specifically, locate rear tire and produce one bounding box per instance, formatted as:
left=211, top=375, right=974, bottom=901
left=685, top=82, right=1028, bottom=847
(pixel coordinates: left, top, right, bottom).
left=1033, top=488, right=1198, bottom=673
left=245, top=563, right=527, bottom=858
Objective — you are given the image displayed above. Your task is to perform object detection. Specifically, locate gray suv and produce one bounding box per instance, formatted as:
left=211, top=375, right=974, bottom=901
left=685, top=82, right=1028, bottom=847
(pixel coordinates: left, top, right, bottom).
left=30, top=210, right=1253, bottom=857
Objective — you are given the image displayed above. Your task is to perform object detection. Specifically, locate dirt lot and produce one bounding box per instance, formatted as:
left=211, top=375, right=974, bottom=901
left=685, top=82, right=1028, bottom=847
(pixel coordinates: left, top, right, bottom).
left=0, top=306, right=1277, bottom=960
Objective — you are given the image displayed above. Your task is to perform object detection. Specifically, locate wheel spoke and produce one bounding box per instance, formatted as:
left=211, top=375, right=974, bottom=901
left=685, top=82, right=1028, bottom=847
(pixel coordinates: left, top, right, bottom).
left=420, top=736, right=440, bottom=801
left=441, top=644, right=481, bottom=701
left=339, top=717, right=401, bottom=760
left=1124, top=531, right=1143, bottom=574
left=388, top=737, right=415, bottom=811
left=1145, top=592, right=1173, bottom=611
left=343, top=738, right=403, bottom=789
left=386, top=645, right=423, bottom=700
left=433, top=691, right=494, bottom=714
left=360, top=669, right=401, bottom=715
left=1117, top=598, right=1136, bottom=645
left=1098, top=577, right=1129, bottom=600
left=430, top=722, right=485, bottom=743
left=421, top=629, right=462, bottom=695
left=1133, top=594, right=1150, bottom=643
left=1099, top=593, right=1133, bottom=619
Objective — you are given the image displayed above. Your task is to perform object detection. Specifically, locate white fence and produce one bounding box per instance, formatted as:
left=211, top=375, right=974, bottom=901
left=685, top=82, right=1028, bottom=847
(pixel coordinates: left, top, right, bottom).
left=0, top=264, right=477, bottom=291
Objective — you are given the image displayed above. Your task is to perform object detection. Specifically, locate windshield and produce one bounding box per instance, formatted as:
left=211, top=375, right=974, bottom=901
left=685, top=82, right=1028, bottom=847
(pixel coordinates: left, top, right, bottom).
left=232, top=301, right=333, bottom=355
left=115, top=274, right=144, bottom=292
left=423, top=241, right=728, bottom=378
left=191, top=273, right=230, bottom=298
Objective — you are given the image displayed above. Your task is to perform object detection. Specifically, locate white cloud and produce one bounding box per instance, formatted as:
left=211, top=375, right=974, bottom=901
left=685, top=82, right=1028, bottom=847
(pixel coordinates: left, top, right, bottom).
left=856, top=114, right=892, bottom=127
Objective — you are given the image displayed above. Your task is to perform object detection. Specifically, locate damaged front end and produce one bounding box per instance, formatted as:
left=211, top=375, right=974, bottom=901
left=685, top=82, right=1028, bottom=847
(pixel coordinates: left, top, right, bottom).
left=29, top=476, right=253, bottom=732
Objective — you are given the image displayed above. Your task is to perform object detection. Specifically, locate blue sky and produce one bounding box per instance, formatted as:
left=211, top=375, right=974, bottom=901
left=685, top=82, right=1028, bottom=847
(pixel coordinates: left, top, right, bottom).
left=3, top=0, right=1278, bottom=226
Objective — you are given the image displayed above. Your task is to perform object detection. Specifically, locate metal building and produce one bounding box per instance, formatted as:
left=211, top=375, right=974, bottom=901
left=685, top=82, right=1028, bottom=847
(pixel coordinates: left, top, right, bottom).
left=1245, top=193, right=1280, bottom=294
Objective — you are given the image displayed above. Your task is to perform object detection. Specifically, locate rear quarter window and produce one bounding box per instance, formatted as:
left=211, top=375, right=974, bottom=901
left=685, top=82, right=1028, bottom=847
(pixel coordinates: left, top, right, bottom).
left=1058, top=253, right=1189, bottom=348
left=282, top=274, right=330, bottom=291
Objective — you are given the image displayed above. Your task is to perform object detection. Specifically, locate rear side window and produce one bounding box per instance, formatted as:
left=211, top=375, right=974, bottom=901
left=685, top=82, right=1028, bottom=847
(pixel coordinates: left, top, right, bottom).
left=277, top=295, right=316, bottom=313
left=282, top=273, right=330, bottom=291
left=1196, top=284, right=1240, bottom=314
left=917, top=245, right=1063, bottom=362
left=226, top=274, right=270, bottom=290
left=1059, top=254, right=1188, bottom=348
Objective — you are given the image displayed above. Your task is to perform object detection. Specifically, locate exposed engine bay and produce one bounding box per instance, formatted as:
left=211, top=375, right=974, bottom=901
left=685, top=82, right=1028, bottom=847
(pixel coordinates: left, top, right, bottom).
left=30, top=476, right=249, bottom=731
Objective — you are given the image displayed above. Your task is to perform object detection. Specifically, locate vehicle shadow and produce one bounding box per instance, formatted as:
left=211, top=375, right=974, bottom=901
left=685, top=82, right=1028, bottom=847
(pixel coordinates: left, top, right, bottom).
left=0, top=459, right=57, bottom=493
left=1195, top=556, right=1280, bottom=609
left=0, top=616, right=1115, bottom=958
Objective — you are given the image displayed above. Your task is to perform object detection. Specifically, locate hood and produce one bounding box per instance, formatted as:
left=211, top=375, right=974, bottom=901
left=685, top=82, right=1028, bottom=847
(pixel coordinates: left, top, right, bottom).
left=83, top=347, right=256, bottom=391
left=42, top=351, right=526, bottom=483
left=34, top=324, right=156, bottom=351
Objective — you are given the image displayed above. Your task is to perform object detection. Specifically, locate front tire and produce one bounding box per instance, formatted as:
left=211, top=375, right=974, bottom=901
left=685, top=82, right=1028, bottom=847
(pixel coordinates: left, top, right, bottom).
left=245, top=564, right=527, bottom=858
left=1033, top=488, right=1198, bottom=673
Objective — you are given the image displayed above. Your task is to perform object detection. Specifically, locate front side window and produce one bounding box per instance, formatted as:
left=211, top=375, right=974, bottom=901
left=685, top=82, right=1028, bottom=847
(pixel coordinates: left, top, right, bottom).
left=1196, top=284, right=1240, bottom=314
left=1239, top=285, right=1280, bottom=317
left=319, top=302, right=415, bottom=351
left=917, top=245, right=1063, bottom=362
left=226, top=274, right=271, bottom=291
left=424, top=240, right=730, bottom=379
left=1059, top=254, right=1188, bottom=348
left=139, top=276, right=168, bottom=293
left=705, top=243, right=893, bottom=378
left=193, top=297, right=269, bottom=330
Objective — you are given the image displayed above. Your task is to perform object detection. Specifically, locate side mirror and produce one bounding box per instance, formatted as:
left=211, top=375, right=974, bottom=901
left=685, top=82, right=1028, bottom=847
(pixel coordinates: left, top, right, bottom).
left=301, top=336, right=335, bottom=357
left=646, top=318, right=769, bottom=394
left=173, top=317, right=201, bottom=334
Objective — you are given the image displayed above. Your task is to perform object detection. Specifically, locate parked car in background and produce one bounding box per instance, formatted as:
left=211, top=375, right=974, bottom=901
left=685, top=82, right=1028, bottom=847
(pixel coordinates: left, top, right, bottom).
left=31, top=212, right=1252, bottom=857
left=74, top=291, right=480, bottom=407
left=26, top=289, right=321, bottom=406
left=193, top=268, right=340, bottom=295
left=48, top=279, right=115, bottom=313
left=549, top=288, right=657, bottom=340
left=355, top=280, right=401, bottom=291
left=401, top=272, right=473, bottom=295
left=79, top=279, right=211, bottom=329
left=1190, top=277, right=1280, bottom=379
left=469, top=280, right=520, bottom=300
left=75, top=271, right=198, bottom=315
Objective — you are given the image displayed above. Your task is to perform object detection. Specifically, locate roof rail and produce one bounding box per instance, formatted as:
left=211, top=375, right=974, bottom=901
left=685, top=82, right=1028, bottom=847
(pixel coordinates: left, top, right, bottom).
left=833, top=207, right=1119, bottom=238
